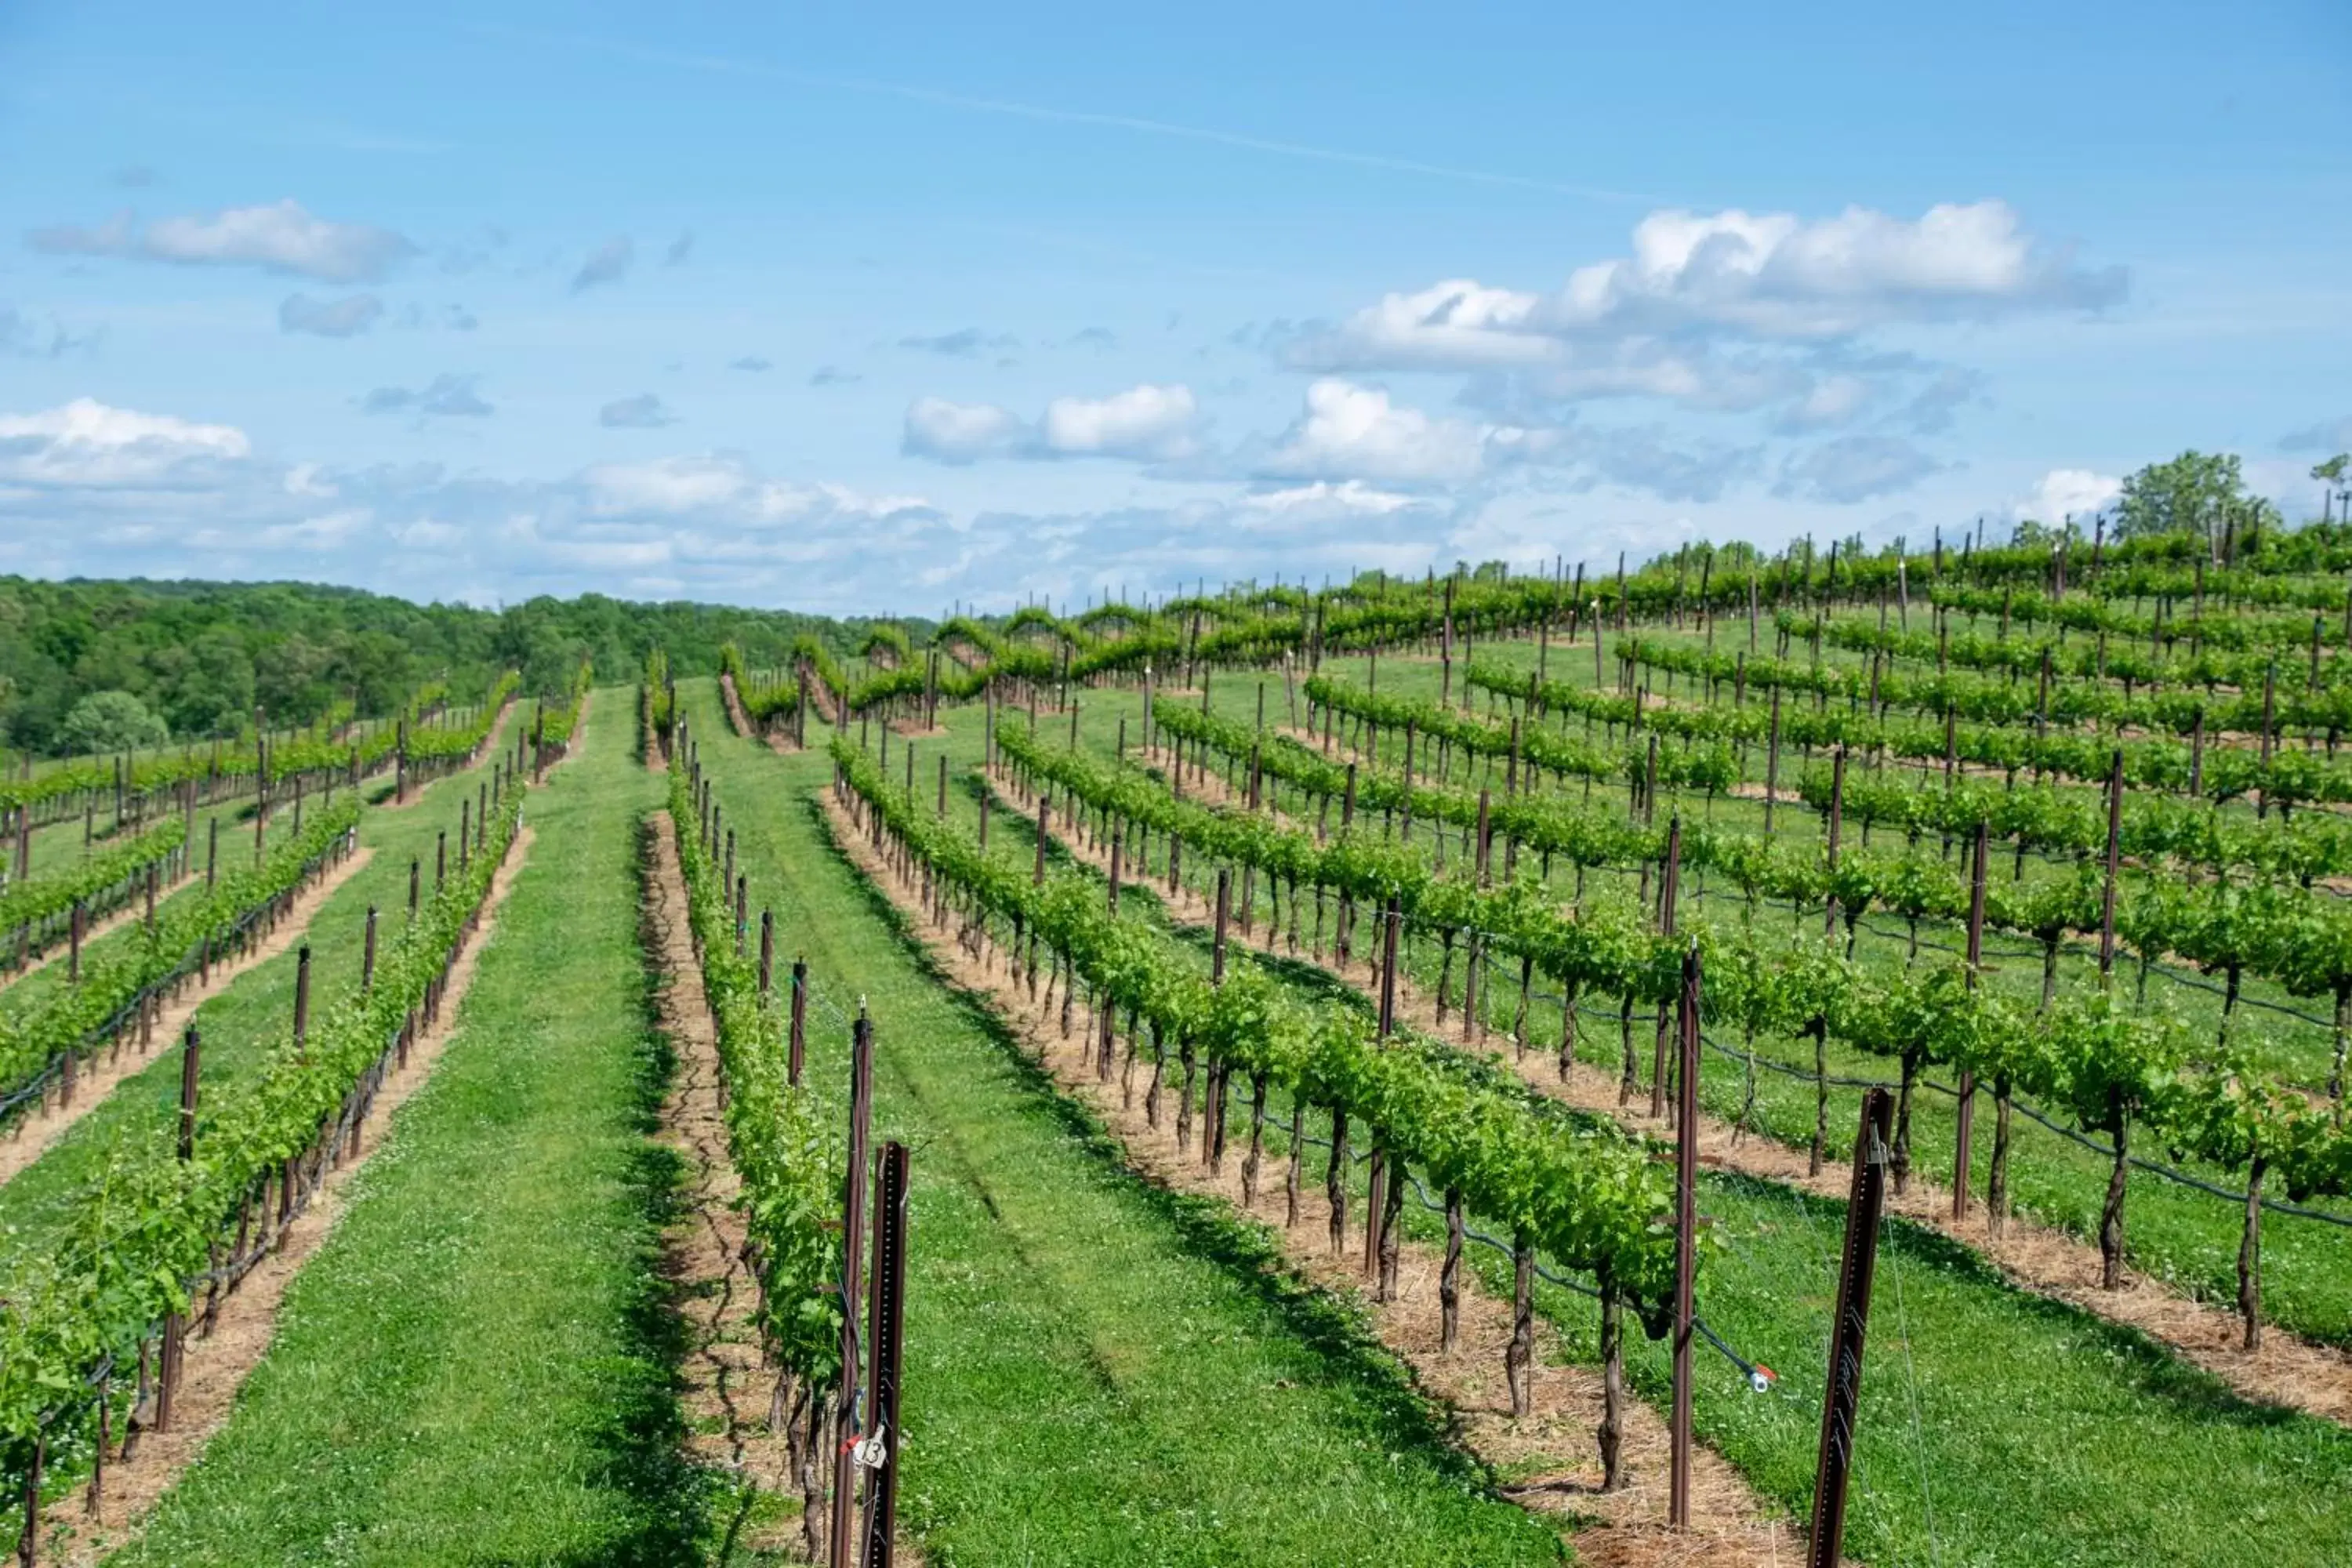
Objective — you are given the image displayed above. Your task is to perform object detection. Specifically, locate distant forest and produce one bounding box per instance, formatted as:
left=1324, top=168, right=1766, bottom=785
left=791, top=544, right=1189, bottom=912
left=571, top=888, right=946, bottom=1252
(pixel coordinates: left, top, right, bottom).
left=0, top=577, right=916, bottom=757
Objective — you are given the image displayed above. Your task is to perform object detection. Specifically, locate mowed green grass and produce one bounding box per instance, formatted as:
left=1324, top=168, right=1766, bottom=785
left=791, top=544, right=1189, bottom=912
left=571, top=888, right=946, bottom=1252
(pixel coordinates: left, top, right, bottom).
left=888, top=674, right=2352, bottom=1568
left=111, top=692, right=700, bottom=1566
left=0, top=715, right=520, bottom=1260
left=683, top=683, right=1567, bottom=1567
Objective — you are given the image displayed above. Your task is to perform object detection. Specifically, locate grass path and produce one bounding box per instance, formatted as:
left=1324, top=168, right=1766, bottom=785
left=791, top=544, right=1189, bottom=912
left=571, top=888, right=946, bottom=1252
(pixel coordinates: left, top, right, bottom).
left=684, top=684, right=1569, bottom=1567
left=111, top=692, right=700, bottom=1566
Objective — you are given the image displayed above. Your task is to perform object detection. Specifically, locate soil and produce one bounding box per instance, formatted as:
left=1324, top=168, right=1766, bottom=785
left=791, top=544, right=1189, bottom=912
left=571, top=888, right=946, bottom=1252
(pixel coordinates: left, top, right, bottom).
left=641, top=812, right=804, bottom=1557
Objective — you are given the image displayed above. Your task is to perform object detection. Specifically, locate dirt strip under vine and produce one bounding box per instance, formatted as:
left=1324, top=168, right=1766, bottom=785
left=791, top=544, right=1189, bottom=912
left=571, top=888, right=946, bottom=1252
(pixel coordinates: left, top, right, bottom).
left=641, top=811, right=800, bottom=1555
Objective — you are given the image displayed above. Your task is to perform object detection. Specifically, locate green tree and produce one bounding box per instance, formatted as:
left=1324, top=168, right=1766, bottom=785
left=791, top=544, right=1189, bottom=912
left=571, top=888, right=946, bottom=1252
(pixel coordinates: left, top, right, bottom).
left=2112, top=450, right=2246, bottom=543
left=58, top=690, right=169, bottom=755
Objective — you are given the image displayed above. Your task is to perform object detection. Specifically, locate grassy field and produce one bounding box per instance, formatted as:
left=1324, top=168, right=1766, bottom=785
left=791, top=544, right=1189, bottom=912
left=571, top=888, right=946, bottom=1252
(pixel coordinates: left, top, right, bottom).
left=681, top=681, right=1571, bottom=1567
left=829, top=673, right=2352, bottom=1568
left=114, top=692, right=702, bottom=1565
left=0, top=714, right=516, bottom=1258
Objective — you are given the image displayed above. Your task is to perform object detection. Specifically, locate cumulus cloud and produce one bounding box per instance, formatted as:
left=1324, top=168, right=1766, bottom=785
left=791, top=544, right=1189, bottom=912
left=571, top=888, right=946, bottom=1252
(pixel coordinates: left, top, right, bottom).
left=1775, top=436, right=1944, bottom=503
left=1257, top=379, right=1494, bottom=485
left=808, top=365, right=860, bottom=386
left=1298, top=202, right=2120, bottom=373
left=664, top=231, right=694, bottom=267
left=902, top=384, right=1200, bottom=464
left=729, top=356, right=773, bottom=373
left=897, top=328, right=1018, bottom=358
left=113, top=165, right=159, bottom=189
left=0, top=397, right=249, bottom=487
left=29, top=201, right=417, bottom=283
left=278, top=292, right=383, bottom=338
left=1240, top=480, right=1419, bottom=517
left=1040, top=385, right=1200, bottom=459
left=902, top=397, right=1028, bottom=463
left=599, top=393, right=677, bottom=429
left=1285, top=201, right=2115, bottom=435
left=571, top=236, right=633, bottom=292
left=358, top=373, right=493, bottom=419
left=1066, top=326, right=1118, bottom=352
left=2013, top=467, right=2122, bottom=523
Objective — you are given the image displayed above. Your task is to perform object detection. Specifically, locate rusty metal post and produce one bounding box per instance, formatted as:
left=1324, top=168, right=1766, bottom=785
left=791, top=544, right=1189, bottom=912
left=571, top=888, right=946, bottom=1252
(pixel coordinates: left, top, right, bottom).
left=857, top=1141, right=912, bottom=1568
left=788, top=958, right=808, bottom=1086
left=363, top=907, right=379, bottom=994
left=759, top=910, right=775, bottom=997
left=1108, top=825, right=1123, bottom=917
left=1671, top=942, right=1701, bottom=1528
left=1378, top=900, right=1399, bottom=1038
left=1806, top=1088, right=1893, bottom=1568
left=830, top=1010, right=876, bottom=1568
left=157, top=1023, right=204, bottom=1436
left=294, top=944, right=312, bottom=1062
left=1211, top=869, right=1230, bottom=985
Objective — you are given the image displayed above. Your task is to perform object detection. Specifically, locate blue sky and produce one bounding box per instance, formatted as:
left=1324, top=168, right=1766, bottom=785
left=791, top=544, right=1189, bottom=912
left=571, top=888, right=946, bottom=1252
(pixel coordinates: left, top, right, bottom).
left=2, top=0, right=2347, bottom=612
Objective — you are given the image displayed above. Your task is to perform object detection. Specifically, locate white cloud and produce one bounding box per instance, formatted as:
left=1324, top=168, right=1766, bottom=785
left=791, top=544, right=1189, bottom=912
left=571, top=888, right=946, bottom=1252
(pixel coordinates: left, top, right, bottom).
left=2013, top=467, right=2122, bottom=523
left=902, top=397, right=1027, bottom=463
left=1241, top=480, right=1418, bottom=517
left=1553, top=201, right=2124, bottom=340
left=0, top=397, right=249, bottom=487
left=1040, top=384, right=1199, bottom=459
left=278, top=292, right=383, bottom=337
left=31, top=201, right=417, bottom=282
left=1257, top=379, right=1495, bottom=485
left=1285, top=201, right=2120, bottom=429
left=582, top=454, right=931, bottom=529
left=902, top=384, right=1200, bottom=463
